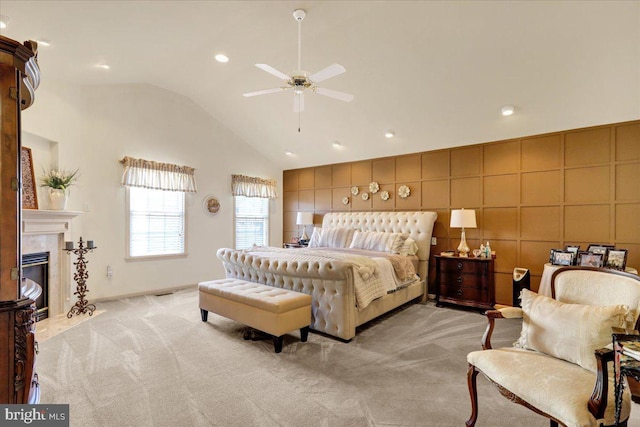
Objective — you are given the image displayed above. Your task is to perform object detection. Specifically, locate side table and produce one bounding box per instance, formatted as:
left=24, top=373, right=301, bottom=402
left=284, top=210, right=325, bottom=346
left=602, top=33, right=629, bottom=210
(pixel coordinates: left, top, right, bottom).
left=612, top=328, right=640, bottom=425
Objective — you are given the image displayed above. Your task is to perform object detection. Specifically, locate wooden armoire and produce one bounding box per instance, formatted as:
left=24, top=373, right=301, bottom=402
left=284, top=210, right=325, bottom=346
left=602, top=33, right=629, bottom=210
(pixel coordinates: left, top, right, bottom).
left=0, top=35, right=41, bottom=404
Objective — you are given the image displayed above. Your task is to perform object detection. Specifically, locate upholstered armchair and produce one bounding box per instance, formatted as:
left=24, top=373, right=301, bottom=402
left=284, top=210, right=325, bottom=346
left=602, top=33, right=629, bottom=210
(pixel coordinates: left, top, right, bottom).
left=466, top=267, right=640, bottom=427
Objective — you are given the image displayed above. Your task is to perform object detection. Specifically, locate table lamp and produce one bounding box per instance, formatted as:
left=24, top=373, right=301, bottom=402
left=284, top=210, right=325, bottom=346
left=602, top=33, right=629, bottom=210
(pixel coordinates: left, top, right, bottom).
left=450, top=208, right=477, bottom=257
left=296, top=212, right=314, bottom=241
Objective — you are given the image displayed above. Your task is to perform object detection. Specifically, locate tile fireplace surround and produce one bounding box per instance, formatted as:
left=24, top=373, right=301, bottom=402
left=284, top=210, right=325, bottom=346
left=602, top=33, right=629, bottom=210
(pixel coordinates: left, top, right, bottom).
left=22, top=210, right=82, bottom=317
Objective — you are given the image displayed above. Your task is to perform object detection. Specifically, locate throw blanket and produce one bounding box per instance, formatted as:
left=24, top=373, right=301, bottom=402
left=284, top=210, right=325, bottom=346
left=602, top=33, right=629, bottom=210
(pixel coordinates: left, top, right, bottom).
left=241, top=246, right=387, bottom=310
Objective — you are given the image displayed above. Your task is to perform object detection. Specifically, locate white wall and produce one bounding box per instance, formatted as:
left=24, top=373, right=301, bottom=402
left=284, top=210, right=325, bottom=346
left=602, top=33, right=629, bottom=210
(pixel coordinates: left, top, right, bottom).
left=22, top=81, right=282, bottom=302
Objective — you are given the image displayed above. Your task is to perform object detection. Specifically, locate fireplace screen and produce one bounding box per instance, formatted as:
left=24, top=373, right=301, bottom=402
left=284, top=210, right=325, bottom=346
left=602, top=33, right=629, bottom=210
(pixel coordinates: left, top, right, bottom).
left=22, top=252, right=49, bottom=321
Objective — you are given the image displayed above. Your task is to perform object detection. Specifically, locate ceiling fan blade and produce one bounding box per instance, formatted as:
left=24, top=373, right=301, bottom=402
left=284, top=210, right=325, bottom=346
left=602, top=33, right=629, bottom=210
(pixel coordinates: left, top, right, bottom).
left=243, top=88, right=284, bottom=97
left=255, top=64, right=290, bottom=81
left=315, top=87, right=354, bottom=102
left=293, top=92, right=305, bottom=112
left=309, top=64, right=346, bottom=83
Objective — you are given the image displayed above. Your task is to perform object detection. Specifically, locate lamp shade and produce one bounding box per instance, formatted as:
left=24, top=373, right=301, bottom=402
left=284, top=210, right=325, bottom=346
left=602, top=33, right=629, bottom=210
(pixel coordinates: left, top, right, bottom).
left=450, top=209, right=477, bottom=229
left=296, top=212, right=314, bottom=225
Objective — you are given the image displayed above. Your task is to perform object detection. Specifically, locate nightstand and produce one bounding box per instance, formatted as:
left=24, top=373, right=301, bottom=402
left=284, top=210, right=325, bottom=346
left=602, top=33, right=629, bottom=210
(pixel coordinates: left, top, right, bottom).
left=435, top=255, right=495, bottom=310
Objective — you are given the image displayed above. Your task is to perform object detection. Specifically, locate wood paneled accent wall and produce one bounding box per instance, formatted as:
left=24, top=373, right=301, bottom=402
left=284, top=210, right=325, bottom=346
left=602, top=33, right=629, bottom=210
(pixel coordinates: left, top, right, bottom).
left=283, top=120, right=640, bottom=305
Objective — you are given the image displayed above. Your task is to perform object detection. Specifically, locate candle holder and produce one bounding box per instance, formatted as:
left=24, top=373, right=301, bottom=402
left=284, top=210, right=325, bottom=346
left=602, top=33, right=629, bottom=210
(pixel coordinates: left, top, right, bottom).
left=64, top=237, right=97, bottom=318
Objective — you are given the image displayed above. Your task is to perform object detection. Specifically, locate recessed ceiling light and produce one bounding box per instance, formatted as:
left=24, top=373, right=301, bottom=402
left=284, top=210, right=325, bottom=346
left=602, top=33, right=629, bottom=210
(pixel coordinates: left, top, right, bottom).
left=285, top=151, right=294, bottom=156
left=215, top=54, right=229, bottom=63
left=0, top=15, right=11, bottom=29
left=384, top=130, right=395, bottom=138
left=501, top=105, right=515, bottom=116
left=96, top=64, right=111, bottom=70
left=332, top=141, right=342, bottom=148
left=36, top=39, right=51, bottom=47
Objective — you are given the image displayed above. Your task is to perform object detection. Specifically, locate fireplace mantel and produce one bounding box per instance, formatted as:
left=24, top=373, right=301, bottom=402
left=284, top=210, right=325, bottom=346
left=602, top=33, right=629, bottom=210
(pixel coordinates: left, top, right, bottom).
left=22, top=210, right=83, bottom=239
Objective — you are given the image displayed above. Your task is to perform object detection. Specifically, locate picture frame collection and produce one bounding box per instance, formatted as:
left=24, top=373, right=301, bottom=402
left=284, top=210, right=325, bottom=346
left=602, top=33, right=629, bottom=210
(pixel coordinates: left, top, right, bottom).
left=549, top=245, right=628, bottom=270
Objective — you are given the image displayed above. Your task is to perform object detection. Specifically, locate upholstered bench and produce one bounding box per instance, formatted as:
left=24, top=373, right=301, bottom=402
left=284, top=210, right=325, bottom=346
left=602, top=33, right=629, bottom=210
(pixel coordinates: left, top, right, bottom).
left=198, top=278, right=312, bottom=353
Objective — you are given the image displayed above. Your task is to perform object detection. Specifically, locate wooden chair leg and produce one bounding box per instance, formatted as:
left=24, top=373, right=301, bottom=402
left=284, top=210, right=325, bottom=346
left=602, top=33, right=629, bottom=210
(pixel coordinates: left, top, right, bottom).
left=466, top=364, right=480, bottom=427
left=273, top=336, right=283, bottom=353
left=200, top=309, right=208, bottom=322
left=300, top=326, right=309, bottom=342
left=550, top=421, right=558, bottom=427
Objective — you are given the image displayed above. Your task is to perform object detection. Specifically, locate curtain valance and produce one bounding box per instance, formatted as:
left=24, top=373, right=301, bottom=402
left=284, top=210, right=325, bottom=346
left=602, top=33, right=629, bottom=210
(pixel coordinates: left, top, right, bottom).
left=120, top=156, right=197, bottom=192
left=232, top=174, right=278, bottom=199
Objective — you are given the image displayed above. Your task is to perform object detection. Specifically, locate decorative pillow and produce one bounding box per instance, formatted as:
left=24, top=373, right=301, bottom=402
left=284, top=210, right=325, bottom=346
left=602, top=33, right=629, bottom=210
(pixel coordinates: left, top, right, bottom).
left=308, top=227, right=323, bottom=248
left=400, top=237, right=419, bottom=256
left=349, top=231, right=409, bottom=254
left=307, top=227, right=354, bottom=248
left=515, top=289, right=628, bottom=372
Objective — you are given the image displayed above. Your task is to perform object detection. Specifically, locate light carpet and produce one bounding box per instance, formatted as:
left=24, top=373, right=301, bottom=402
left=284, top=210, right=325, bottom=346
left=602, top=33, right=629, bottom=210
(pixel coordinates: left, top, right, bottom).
left=37, top=288, right=637, bottom=426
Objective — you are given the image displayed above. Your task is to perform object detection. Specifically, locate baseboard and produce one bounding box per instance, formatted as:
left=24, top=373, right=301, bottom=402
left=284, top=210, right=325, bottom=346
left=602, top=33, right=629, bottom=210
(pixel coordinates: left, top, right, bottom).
left=92, top=284, right=197, bottom=303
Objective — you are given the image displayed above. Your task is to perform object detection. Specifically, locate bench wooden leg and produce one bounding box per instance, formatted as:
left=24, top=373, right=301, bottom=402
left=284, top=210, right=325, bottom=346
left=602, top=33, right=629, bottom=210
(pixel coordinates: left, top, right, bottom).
left=300, top=326, right=309, bottom=342
left=273, top=336, right=283, bottom=353
left=200, top=309, right=208, bottom=322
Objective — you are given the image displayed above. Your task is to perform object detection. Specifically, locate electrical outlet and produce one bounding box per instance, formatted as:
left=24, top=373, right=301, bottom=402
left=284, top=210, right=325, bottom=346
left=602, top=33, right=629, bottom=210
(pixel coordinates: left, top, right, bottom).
left=431, top=237, right=437, bottom=245
left=106, top=265, right=113, bottom=279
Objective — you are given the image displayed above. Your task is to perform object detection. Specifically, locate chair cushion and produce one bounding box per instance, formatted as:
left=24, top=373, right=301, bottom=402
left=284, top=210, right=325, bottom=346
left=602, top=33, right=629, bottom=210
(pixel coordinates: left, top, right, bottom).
left=515, top=289, right=627, bottom=372
left=468, top=347, right=631, bottom=427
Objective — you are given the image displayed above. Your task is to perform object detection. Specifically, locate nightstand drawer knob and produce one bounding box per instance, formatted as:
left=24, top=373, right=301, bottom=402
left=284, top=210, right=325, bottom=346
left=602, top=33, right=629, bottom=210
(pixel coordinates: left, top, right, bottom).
left=457, top=289, right=463, bottom=296
left=457, top=263, right=463, bottom=269
left=457, top=277, right=463, bottom=283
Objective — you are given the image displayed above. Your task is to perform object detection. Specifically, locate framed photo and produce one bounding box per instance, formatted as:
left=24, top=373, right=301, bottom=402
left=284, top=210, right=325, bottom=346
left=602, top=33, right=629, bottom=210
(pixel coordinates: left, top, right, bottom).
left=549, top=249, right=562, bottom=264
left=605, top=249, right=628, bottom=270
left=20, top=146, right=38, bottom=209
left=551, top=250, right=574, bottom=266
left=578, top=252, right=604, bottom=268
left=587, top=245, right=614, bottom=256
left=564, top=245, right=580, bottom=265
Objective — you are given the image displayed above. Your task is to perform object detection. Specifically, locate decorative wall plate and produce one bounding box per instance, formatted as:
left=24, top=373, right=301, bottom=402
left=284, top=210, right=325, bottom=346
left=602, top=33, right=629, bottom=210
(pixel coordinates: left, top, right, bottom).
left=361, top=192, right=369, bottom=201
left=369, top=181, right=379, bottom=193
left=350, top=186, right=359, bottom=196
left=342, top=196, right=349, bottom=205
left=380, top=190, right=390, bottom=201
left=203, top=195, right=221, bottom=215
left=398, top=185, right=411, bottom=199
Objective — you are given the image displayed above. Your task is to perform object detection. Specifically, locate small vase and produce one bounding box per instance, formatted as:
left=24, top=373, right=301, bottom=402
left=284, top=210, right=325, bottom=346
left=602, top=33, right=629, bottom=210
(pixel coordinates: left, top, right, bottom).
left=48, top=188, right=68, bottom=210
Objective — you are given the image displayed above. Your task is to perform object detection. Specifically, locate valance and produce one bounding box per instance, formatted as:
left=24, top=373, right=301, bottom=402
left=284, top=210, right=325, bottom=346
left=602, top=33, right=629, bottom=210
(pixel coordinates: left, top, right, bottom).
left=120, top=156, right=197, bottom=192
left=232, top=174, right=278, bottom=199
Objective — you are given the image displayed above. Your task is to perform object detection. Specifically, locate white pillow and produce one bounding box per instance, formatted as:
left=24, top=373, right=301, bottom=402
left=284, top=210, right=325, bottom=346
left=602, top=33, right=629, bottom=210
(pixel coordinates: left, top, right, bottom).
left=515, top=289, right=628, bottom=372
left=307, top=227, right=354, bottom=248
left=400, top=237, right=419, bottom=256
left=349, top=231, right=408, bottom=254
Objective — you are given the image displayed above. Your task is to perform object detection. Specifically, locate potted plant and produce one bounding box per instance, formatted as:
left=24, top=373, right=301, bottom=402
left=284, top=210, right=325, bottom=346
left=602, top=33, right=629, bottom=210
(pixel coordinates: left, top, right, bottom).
left=39, top=168, right=78, bottom=210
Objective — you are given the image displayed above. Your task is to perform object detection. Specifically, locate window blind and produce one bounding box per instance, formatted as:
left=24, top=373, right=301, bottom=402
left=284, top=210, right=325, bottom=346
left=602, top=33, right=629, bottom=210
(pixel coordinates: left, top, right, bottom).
left=129, top=187, right=185, bottom=257
left=235, top=196, right=269, bottom=249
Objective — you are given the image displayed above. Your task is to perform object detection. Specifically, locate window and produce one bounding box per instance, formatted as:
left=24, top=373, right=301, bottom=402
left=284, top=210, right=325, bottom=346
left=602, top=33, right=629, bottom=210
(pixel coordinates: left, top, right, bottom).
left=235, top=196, right=269, bottom=249
left=127, top=187, right=185, bottom=258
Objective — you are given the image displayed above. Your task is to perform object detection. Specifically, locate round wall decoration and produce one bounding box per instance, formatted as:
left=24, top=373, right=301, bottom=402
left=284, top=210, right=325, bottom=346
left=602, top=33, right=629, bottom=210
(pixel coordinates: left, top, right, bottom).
left=203, top=195, right=221, bottom=215
left=398, top=185, right=411, bottom=199
left=350, top=186, right=359, bottom=196
left=380, top=190, right=390, bottom=201
left=362, top=192, right=369, bottom=201
left=342, top=196, right=350, bottom=205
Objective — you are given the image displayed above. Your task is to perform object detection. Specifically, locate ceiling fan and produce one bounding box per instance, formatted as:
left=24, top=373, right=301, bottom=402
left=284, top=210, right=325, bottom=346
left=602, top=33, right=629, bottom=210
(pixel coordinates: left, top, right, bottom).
left=243, top=9, right=354, bottom=124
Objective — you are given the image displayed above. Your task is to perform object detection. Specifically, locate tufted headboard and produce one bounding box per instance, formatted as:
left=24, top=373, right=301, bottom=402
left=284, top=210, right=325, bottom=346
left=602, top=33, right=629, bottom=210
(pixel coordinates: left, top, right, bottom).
left=322, top=211, right=438, bottom=280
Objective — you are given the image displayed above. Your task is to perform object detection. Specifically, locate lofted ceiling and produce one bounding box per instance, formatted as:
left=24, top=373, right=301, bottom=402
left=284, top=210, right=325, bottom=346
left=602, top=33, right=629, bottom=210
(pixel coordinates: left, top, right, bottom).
left=1, top=1, right=639, bottom=169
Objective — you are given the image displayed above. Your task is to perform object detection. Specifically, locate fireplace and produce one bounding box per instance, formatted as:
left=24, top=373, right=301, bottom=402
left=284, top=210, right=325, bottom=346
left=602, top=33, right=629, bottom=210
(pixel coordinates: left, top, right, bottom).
left=22, top=252, right=49, bottom=322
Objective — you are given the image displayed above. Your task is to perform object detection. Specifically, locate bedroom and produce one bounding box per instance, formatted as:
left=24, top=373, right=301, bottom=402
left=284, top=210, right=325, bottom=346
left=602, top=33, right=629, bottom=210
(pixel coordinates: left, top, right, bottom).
left=1, top=1, right=639, bottom=425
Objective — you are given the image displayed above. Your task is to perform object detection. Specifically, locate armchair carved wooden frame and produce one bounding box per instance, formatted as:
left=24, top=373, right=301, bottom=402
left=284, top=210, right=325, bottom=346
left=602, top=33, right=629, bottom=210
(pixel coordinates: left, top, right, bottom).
left=466, top=267, right=640, bottom=427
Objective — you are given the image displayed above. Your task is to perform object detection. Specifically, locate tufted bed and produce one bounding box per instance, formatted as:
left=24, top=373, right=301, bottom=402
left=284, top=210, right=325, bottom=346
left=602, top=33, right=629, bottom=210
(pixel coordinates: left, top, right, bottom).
left=217, top=211, right=438, bottom=340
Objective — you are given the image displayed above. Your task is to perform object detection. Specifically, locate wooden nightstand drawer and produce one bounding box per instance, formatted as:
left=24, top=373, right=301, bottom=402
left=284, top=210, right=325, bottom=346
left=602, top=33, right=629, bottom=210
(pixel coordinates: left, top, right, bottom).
left=435, top=255, right=495, bottom=310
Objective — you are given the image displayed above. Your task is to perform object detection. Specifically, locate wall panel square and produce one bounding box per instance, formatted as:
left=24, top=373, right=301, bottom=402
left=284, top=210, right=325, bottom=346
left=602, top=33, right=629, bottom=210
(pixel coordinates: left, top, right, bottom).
left=451, top=177, right=480, bottom=208
left=520, top=241, right=561, bottom=275
left=565, top=166, right=610, bottom=203
left=283, top=170, right=298, bottom=191
left=332, top=188, right=350, bottom=211
left=422, top=151, right=449, bottom=179
left=495, top=273, right=514, bottom=306
left=521, top=134, right=561, bottom=171
left=484, top=208, right=518, bottom=240
left=521, top=207, right=561, bottom=241
left=298, top=190, right=314, bottom=211
left=622, top=243, right=640, bottom=272
left=298, top=168, right=315, bottom=189
left=484, top=174, right=519, bottom=207
left=283, top=191, right=298, bottom=212
left=491, top=240, right=517, bottom=274
left=396, top=154, right=420, bottom=182
left=372, top=184, right=395, bottom=210
left=616, top=204, right=640, bottom=242
left=352, top=191, right=371, bottom=210
left=521, top=171, right=561, bottom=205
left=432, top=210, right=449, bottom=238
left=565, top=127, right=610, bottom=166
left=332, top=164, right=351, bottom=187
left=451, top=146, right=481, bottom=177
left=422, top=180, right=449, bottom=209
left=484, top=140, right=519, bottom=175
left=314, top=166, right=331, bottom=189
left=616, top=164, right=640, bottom=201
left=396, top=182, right=420, bottom=210
left=351, top=161, right=371, bottom=185
left=314, top=189, right=331, bottom=211
left=284, top=211, right=298, bottom=233
left=564, top=205, right=610, bottom=242
left=616, top=123, right=640, bottom=161
left=372, top=158, right=395, bottom=183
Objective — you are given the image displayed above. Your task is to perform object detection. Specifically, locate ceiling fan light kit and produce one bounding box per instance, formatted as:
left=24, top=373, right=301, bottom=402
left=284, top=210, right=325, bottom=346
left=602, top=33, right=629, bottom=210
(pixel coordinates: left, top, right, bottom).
left=243, top=9, right=354, bottom=131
